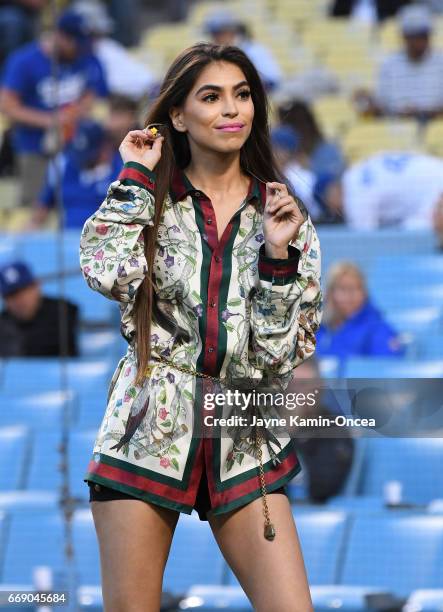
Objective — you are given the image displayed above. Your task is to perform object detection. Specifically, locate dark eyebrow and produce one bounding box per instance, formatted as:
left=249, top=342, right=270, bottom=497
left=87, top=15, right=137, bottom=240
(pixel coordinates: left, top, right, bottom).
left=195, top=80, right=250, bottom=96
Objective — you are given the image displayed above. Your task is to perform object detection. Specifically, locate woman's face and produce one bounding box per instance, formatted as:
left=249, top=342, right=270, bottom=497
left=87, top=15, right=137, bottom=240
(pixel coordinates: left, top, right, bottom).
left=169, top=60, right=254, bottom=156
left=329, top=271, right=366, bottom=320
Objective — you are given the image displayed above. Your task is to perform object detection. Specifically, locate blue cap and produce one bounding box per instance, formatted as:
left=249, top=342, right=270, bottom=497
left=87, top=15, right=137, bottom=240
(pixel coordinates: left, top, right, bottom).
left=271, top=125, right=301, bottom=151
left=0, top=261, right=35, bottom=298
left=203, top=10, right=239, bottom=34
left=69, top=120, right=106, bottom=167
left=57, top=9, right=92, bottom=48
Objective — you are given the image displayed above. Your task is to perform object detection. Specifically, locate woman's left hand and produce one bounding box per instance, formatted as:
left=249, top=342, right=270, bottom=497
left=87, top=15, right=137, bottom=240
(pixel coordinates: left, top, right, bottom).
left=263, top=182, right=306, bottom=254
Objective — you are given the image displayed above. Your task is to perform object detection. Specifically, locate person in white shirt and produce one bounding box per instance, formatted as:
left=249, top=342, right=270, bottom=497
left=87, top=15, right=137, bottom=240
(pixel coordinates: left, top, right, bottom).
left=342, top=151, right=443, bottom=230
left=72, top=0, right=157, bottom=101
left=376, top=4, right=443, bottom=118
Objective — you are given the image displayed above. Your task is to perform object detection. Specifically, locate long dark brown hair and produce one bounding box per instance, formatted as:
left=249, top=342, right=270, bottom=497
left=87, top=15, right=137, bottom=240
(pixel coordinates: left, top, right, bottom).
left=133, top=41, right=297, bottom=387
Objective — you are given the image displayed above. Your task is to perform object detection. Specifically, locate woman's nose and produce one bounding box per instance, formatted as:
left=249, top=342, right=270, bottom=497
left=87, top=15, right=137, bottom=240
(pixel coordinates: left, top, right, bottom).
left=222, top=97, right=239, bottom=115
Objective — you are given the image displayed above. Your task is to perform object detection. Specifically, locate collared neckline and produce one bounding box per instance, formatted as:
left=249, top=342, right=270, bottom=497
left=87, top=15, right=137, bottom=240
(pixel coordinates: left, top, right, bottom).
left=169, top=164, right=264, bottom=207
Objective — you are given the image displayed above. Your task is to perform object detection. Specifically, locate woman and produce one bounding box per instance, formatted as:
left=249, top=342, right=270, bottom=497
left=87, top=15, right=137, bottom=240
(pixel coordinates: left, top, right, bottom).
left=79, top=42, right=322, bottom=611
left=316, top=261, right=404, bottom=360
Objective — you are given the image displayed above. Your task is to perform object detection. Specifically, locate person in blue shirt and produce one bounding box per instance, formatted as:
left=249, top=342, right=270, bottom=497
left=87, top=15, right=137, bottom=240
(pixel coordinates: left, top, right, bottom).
left=29, top=95, right=139, bottom=229
left=316, top=261, right=405, bottom=359
left=0, top=8, right=108, bottom=207
left=31, top=120, right=121, bottom=229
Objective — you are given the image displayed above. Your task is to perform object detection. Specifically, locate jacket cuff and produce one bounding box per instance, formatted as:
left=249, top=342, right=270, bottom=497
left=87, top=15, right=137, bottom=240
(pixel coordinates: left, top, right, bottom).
left=117, top=161, right=156, bottom=191
left=258, top=243, right=300, bottom=285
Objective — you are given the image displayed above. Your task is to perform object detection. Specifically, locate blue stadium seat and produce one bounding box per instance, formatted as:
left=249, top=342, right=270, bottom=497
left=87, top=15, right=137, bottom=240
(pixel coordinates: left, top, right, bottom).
left=226, top=510, right=348, bottom=586
left=340, top=514, right=443, bottom=595
left=78, top=330, right=122, bottom=359
left=428, top=499, right=443, bottom=514
left=293, top=510, right=349, bottom=585
left=163, top=513, right=225, bottom=594
left=2, top=510, right=66, bottom=583
left=0, top=235, right=17, bottom=268
left=177, top=585, right=252, bottom=611
left=69, top=430, right=97, bottom=500
left=75, top=388, right=109, bottom=429
left=26, top=430, right=66, bottom=490
left=384, top=306, right=442, bottom=334
left=343, top=357, right=443, bottom=379
left=369, top=285, right=443, bottom=310
left=0, top=491, right=58, bottom=513
left=1, top=358, right=112, bottom=393
left=318, top=230, right=436, bottom=280
left=369, top=255, right=443, bottom=287
left=326, top=495, right=385, bottom=512
left=0, top=391, right=76, bottom=428
left=414, top=333, right=443, bottom=359
left=357, top=437, right=443, bottom=506
left=13, top=231, right=82, bottom=277
left=42, top=277, right=119, bottom=325
left=403, top=589, right=443, bottom=612
left=310, top=585, right=399, bottom=612
left=0, top=426, right=30, bottom=491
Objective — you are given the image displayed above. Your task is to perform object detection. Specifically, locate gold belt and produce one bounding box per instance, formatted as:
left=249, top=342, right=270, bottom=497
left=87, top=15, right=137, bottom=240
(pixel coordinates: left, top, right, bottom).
left=148, top=355, right=277, bottom=542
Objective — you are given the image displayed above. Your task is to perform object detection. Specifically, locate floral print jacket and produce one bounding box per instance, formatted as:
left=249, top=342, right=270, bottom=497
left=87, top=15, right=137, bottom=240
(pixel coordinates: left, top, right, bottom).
left=79, top=160, right=323, bottom=517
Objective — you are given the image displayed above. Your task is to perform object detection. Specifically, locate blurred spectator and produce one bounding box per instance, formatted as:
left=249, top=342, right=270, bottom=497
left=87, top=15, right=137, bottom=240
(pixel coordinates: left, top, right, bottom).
left=355, top=4, right=443, bottom=119
left=29, top=95, right=137, bottom=229
left=71, top=0, right=157, bottom=101
left=330, top=0, right=411, bottom=22
left=0, top=8, right=108, bottom=207
left=271, top=125, right=344, bottom=224
left=432, top=193, right=443, bottom=250
left=316, top=261, right=405, bottom=360
left=106, top=0, right=141, bottom=48
left=165, top=0, right=188, bottom=22
left=341, top=151, right=443, bottom=230
left=288, top=356, right=355, bottom=504
left=277, top=98, right=346, bottom=178
left=0, top=260, right=79, bottom=357
left=271, top=124, right=320, bottom=220
left=203, top=10, right=282, bottom=91
left=0, top=0, right=46, bottom=73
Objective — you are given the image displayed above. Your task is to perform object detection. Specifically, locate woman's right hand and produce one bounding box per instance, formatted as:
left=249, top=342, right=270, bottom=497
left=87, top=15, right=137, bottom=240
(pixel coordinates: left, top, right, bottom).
left=119, top=129, right=165, bottom=171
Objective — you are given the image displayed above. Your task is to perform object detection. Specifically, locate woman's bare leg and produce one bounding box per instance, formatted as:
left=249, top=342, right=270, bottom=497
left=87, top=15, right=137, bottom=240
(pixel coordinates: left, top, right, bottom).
left=90, top=498, right=180, bottom=612
left=208, top=492, right=312, bottom=612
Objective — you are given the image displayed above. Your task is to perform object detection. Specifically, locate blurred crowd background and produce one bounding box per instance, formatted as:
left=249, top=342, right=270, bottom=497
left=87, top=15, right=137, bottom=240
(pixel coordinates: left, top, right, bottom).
left=1, top=1, right=443, bottom=610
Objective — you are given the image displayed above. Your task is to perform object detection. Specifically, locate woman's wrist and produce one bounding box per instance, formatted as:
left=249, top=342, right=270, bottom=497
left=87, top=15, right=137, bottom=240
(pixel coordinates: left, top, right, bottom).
left=264, top=244, right=289, bottom=259
left=117, top=161, right=156, bottom=190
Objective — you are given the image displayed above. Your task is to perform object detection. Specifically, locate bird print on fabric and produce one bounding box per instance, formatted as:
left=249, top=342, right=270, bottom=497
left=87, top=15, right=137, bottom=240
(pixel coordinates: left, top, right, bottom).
left=152, top=292, right=191, bottom=345
left=110, top=380, right=152, bottom=452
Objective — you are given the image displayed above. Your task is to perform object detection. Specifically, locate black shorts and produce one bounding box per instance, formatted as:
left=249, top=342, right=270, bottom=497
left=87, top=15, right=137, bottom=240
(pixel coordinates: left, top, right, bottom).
left=88, top=470, right=288, bottom=521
